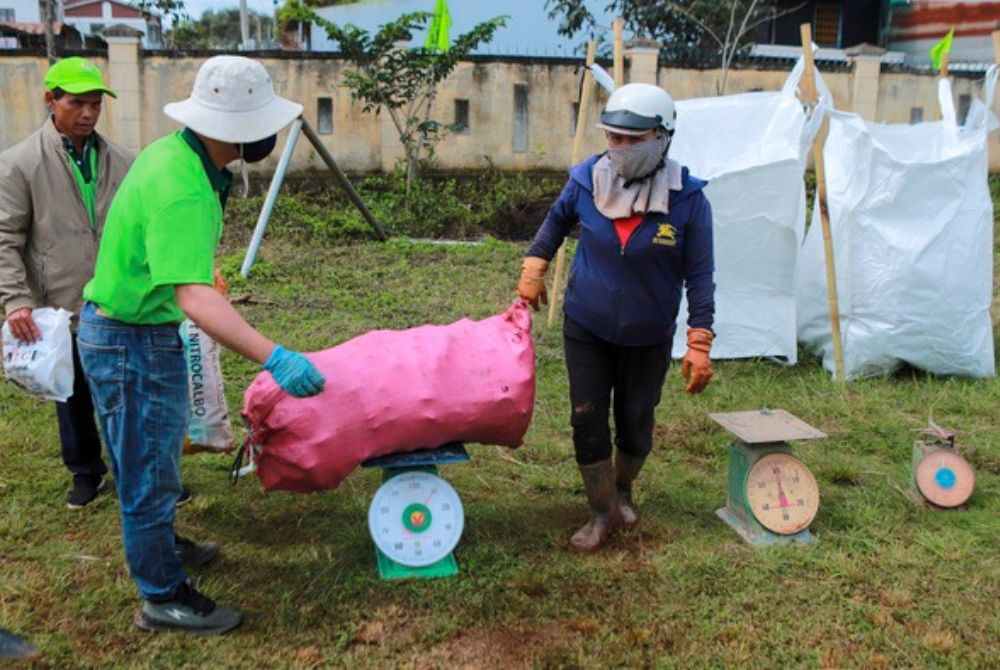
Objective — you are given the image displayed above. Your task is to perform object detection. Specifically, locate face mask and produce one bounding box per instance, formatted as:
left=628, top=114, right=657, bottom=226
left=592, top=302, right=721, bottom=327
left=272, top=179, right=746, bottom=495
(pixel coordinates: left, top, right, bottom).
left=607, top=132, right=670, bottom=183
left=237, top=134, right=277, bottom=163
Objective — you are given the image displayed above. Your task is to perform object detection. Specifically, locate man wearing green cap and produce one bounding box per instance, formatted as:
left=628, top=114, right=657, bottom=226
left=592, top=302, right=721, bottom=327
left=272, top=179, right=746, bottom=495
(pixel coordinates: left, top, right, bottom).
left=0, top=57, right=133, bottom=508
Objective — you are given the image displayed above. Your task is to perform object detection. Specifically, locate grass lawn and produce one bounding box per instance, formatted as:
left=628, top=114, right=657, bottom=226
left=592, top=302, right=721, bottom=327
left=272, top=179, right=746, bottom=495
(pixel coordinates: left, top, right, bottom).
left=2, top=213, right=999, bottom=668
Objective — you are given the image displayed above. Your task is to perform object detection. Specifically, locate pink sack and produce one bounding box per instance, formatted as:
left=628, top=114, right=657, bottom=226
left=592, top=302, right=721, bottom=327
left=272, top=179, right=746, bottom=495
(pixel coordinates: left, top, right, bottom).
left=242, top=301, right=535, bottom=492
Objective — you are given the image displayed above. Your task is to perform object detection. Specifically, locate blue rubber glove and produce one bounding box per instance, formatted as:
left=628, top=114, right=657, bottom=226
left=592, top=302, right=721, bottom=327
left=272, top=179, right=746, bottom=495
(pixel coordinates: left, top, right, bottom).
left=263, top=345, right=326, bottom=397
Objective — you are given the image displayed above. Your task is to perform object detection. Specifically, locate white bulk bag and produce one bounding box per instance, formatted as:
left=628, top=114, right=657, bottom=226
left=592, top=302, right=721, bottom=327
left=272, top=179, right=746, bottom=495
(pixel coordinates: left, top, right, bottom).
left=670, top=59, right=826, bottom=363
left=2, top=307, right=74, bottom=401
left=797, top=67, right=997, bottom=379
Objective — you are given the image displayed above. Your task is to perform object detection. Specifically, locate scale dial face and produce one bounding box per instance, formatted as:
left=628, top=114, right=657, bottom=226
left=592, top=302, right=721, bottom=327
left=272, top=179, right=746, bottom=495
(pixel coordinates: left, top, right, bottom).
left=915, top=449, right=975, bottom=508
left=368, top=471, right=464, bottom=567
left=746, top=453, right=819, bottom=535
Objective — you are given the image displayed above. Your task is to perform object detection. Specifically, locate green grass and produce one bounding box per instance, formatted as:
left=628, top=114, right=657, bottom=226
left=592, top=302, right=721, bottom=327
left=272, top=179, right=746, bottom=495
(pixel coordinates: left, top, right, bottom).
left=2, top=223, right=1000, bottom=668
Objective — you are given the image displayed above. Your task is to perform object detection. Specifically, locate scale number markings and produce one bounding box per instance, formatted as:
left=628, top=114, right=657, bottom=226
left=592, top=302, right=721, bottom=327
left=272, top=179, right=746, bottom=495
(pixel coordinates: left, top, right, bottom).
left=368, top=471, right=464, bottom=567
left=745, top=453, right=819, bottom=535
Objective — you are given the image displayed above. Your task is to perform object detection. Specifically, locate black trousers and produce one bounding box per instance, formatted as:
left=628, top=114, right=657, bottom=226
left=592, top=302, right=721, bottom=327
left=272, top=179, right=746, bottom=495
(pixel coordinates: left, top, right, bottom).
left=563, top=317, right=671, bottom=466
left=54, top=335, right=107, bottom=478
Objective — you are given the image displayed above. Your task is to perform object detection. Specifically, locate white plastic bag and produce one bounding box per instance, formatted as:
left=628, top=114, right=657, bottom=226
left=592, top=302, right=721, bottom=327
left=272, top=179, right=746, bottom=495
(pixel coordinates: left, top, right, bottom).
left=180, top=320, right=234, bottom=452
left=2, top=307, right=74, bottom=401
left=797, top=67, right=997, bottom=379
left=669, top=58, right=828, bottom=363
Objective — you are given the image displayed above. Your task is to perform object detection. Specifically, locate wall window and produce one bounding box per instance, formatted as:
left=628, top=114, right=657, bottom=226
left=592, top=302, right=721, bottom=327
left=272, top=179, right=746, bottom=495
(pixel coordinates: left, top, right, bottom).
left=814, top=4, right=842, bottom=47
left=317, top=97, right=333, bottom=135
left=513, top=84, right=529, bottom=153
left=0, top=8, right=15, bottom=22
left=569, top=102, right=579, bottom=137
left=909, top=107, right=923, bottom=124
left=957, top=94, right=972, bottom=126
left=453, top=98, right=469, bottom=132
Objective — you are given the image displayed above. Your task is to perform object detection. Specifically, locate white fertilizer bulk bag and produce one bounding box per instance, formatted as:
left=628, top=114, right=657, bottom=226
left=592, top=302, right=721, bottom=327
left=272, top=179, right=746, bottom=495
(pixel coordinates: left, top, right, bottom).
left=797, top=67, right=997, bottom=379
left=2, top=307, right=74, bottom=401
left=670, top=59, right=827, bottom=363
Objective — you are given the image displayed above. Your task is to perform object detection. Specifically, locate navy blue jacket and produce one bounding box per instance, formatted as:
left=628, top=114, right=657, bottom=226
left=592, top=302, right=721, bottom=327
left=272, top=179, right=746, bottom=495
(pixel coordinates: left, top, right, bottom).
left=527, top=155, right=715, bottom=346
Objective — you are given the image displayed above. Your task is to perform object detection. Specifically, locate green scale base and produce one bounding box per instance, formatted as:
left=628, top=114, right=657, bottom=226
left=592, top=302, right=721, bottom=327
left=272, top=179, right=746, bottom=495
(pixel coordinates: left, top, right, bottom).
left=715, top=441, right=816, bottom=547
left=363, top=443, right=470, bottom=581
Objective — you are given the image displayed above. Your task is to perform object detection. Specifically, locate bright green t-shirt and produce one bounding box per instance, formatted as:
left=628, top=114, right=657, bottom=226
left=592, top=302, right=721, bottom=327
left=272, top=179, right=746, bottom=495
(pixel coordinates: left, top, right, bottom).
left=83, top=130, right=231, bottom=324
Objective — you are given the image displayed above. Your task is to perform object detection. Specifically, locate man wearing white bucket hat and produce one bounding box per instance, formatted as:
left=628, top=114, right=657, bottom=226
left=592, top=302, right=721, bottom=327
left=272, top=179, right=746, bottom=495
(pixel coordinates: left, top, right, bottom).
left=77, top=56, right=325, bottom=635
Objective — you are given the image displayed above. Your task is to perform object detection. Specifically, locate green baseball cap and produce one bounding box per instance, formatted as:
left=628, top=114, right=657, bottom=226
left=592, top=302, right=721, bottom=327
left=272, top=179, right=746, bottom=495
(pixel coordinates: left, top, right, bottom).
left=44, top=57, right=117, bottom=98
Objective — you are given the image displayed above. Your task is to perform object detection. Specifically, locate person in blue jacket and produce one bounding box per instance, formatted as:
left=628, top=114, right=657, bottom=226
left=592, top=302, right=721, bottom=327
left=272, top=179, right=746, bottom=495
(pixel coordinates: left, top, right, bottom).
left=517, top=83, right=716, bottom=553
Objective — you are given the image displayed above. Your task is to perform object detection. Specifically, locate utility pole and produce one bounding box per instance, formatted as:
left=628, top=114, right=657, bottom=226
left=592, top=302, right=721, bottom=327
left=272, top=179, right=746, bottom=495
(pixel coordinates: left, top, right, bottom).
left=239, top=0, right=250, bottom=49
left=43, top=0, right=56, bottom=63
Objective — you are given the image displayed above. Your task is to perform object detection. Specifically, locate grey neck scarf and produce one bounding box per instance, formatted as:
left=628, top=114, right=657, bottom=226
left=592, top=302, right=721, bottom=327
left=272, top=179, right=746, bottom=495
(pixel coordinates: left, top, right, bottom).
left=592, top=156, right=683, bottom=220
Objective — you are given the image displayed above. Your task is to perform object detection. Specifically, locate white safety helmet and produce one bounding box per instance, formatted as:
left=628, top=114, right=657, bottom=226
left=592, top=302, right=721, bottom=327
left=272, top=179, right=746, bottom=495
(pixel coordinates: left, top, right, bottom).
left=597, top=83, right=676, bottom=136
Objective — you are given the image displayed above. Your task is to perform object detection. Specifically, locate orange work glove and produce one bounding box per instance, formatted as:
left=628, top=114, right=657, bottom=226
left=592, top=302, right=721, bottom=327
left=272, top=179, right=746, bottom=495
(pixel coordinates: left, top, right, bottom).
left=517, top=257, right=549, bottom=311
left=681, top=328, right=714, bottom=394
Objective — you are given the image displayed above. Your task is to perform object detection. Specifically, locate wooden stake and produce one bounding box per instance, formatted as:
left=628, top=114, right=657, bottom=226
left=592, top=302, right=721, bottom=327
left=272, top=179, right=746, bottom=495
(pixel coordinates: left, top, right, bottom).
left=940, top=52, right=950, bottom=78
left=613, top=17, right=625, bottom=87
left=800, top=23, right=845, bottom=383
left=993, top=30, right=1000, bottom=64
left=547, top=40, right=598, bottom=327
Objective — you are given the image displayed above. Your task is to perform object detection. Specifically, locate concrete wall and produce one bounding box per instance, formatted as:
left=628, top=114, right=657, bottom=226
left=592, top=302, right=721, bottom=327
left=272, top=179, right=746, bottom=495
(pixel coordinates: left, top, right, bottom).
left=2, top=46, right=999, bottom=172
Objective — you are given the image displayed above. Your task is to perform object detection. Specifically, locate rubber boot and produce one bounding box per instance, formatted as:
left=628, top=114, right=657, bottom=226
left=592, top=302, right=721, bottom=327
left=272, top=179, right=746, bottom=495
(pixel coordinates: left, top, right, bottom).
left=568, top=459, right=623, bottom=553
left=615, top=451, right=647, bottom=530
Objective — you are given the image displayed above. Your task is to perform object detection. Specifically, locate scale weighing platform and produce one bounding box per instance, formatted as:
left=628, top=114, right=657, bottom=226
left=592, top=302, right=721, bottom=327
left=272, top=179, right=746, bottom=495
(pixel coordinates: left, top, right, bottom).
left=710, top=409, right=826, bottom=546
left=362, top=442, right=469, bottom=580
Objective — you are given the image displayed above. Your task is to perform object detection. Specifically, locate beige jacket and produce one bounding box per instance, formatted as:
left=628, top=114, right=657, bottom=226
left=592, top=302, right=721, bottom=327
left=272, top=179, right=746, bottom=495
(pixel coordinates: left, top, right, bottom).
left=0, top=119, right=133, bottom=321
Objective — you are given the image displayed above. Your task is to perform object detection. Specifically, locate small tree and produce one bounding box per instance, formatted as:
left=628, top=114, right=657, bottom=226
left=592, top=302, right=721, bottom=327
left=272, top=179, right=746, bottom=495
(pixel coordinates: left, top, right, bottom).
left=302, top=8, right=506, bottom=190
left=546, top=0, right=804, bottom=95
left=137, top=0, right=189, bottom=48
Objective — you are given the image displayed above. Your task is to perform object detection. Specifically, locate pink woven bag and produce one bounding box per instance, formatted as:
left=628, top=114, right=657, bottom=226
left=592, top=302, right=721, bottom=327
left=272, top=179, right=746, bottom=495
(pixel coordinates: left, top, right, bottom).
left=241, top=301, right=535, bottom=492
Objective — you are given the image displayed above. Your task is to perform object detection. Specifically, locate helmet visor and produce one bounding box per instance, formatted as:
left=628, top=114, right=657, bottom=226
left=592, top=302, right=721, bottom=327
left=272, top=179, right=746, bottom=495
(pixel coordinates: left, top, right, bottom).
left=596, top=109, right=661, bottom=135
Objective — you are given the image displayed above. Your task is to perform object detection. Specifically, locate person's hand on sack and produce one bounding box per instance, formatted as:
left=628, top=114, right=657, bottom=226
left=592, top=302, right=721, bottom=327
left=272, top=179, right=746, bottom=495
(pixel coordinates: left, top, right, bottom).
left=264, top=345, right=326, bottom=397
left=6, top=307, right=42, bottom=343
left=681, top=328, right=713, bottom=394
left=517, top=257, right=549, bottom=311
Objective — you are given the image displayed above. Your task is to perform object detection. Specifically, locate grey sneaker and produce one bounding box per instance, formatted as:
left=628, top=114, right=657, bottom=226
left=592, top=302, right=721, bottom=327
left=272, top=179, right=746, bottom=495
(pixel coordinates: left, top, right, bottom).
left=135, top=580, right=242, bottom=635
left=174, top=534, right=219, bottom=567
left=67, top=475, right=108, bottom=509
left=176, top=485, right=194, bottom=508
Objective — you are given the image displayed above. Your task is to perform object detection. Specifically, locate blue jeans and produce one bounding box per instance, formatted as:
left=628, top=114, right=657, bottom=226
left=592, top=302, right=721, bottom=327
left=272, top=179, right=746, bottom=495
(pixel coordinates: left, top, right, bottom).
left=77, top=302, right=190, bottom=599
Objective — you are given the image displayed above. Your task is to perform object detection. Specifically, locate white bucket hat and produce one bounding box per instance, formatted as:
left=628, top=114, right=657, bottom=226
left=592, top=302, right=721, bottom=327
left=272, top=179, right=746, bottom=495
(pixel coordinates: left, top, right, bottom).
left=164, top=55, right=303, bottom=143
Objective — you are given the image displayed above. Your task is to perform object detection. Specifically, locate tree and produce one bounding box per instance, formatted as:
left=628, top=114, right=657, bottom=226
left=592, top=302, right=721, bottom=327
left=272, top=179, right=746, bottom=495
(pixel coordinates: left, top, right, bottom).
left=169, top=8, right=275, bottom=50
left=546, top=0, right=804, bottom=94
left=300, top=7, right=506, bottom=190
left=136, top=0, right=189, bottom=48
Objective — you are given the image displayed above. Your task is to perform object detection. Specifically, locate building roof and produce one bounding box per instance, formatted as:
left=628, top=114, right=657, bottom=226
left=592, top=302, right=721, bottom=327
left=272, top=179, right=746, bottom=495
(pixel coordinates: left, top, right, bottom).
left=0, top=21, right=68, bottom=35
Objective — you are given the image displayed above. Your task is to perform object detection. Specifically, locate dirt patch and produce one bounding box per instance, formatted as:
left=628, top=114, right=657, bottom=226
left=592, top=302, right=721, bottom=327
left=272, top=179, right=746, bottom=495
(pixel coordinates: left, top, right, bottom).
left=481, top=196, right=555, bottom=241
left=406, top=622, right=584, bottom=670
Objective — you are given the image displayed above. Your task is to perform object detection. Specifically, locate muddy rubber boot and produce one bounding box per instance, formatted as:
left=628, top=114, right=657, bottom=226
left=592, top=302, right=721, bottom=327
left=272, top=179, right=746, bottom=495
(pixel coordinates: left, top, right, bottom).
left=569, top=459, right=623, bottom=553
left=615, top=451, right=647, bottom=530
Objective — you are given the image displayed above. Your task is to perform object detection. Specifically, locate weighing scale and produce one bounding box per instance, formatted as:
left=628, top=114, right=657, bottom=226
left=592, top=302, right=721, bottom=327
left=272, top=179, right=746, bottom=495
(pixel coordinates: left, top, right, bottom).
left=910, top=420, right=975, bottom=509
left=362, top=442, right=469, bottom=580
left=710, top=409, right=826, bottom=546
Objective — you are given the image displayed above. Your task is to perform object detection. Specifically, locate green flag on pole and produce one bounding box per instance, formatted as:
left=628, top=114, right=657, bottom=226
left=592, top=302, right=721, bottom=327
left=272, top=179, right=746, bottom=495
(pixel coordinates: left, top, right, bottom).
left=425, top=0, right=451, bottom=52
left=929, top=28, right=954, bottom=70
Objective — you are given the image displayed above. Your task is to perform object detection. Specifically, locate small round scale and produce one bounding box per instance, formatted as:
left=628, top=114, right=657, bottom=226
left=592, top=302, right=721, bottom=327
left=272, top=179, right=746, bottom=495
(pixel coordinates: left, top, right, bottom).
left=910, top=421, right=975, bottom=509
left=361, top=442, right=470, bottom=580
left=710, top=409, right=826, bottom=546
